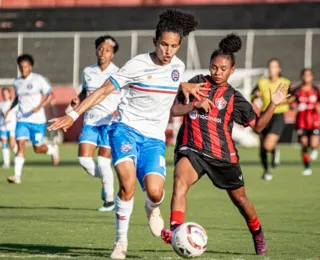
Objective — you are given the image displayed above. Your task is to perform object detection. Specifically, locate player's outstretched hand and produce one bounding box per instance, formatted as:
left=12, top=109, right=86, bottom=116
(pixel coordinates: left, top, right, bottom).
left=181, top=82, right=208, bottom=104
left=194, top=98, right=215, bottom=113
left=269, top=83, right=290, bottom=106
left=48, top=115, right=74, bottom=132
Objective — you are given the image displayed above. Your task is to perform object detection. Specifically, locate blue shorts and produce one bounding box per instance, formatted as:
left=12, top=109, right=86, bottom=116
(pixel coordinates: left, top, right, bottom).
left=16, top=122, right=46, bottom=146
left=0, top=130, right=14, bottom=139
left=78, top=124, right=110, bottom=148
left=109, top=122, right=166, bottom=190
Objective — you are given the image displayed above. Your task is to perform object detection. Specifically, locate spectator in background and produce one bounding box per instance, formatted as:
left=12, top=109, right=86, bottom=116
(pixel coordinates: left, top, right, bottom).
left=289, top=68, right=319, bottom=176
left=251, top=58, right=290, bottom=181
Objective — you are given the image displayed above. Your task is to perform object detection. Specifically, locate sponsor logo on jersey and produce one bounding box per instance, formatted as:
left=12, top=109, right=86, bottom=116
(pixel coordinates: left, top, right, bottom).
left=215, top=97, right=227, bottom=110
left=171, top=70, right=180, bottom=82
left=121, top=142, right=132, bottom=153
left=189, top=110, right=221, bottom=123
left=27, top=84, right=33, bottom=89
left=144, top=68, right=158, bottom=73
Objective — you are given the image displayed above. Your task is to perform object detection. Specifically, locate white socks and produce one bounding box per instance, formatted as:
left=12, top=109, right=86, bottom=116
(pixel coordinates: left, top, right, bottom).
left=2, top=147, right=10, bottom=166
left=46, top=144, right=56, bottom=156
left=145, top=190, right=165, bottom=210
left=14, top=156, right=25, bottom=179
left=115, top=196, right=134, bottom=243
left=78, top=157, right=100, bottom=178
left=97, top=156, right=114, bottom=202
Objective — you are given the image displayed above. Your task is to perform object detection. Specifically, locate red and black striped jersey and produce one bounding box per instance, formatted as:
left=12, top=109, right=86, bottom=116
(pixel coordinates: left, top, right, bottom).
left=291, top=85, right=320, bottom=130
left=175, top=74, right=257, bottom=164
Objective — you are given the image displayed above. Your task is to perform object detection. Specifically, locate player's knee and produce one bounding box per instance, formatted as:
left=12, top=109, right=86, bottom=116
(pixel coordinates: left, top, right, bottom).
left=78, top=157, right=98, bottom=177
left=145, top=185, right=163, bottom=203
left=263, top=143, right=274, bottom=152
left=33, top=145, right=42, bottom=153
left=119, top=183, right=135, bottom=201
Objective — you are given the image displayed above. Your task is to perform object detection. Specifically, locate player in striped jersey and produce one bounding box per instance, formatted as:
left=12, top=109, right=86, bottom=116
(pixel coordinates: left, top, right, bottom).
left=161, top=34, right=289, bottom=256
left=290, top=68, right=320, bottom=176
left=0, top=87, right=17, bottom=168
left=71, top=35, right=120, bottom=211
left=48, top=9, right=205, bottom=259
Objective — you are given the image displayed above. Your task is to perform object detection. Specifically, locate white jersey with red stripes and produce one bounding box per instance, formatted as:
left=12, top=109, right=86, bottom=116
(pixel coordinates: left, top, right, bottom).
left=110, top=53, right=185, bottom=141
left=81, top=63, right=120, bottom=126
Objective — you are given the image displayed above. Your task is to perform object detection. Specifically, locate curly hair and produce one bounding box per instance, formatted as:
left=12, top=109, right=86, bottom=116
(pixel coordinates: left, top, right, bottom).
left=210, top=34, right=242, bottom=66
left=95, top=35, right=119, bottom=54
left=155, top=9, right=198, bottom=42
left=17, top=54, right=34, bottom=66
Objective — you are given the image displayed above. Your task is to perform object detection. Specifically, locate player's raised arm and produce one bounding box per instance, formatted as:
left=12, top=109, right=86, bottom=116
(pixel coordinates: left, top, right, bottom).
left=47, top=80, right=115, bottom=132
left=249, top=83, right=290, bottom=133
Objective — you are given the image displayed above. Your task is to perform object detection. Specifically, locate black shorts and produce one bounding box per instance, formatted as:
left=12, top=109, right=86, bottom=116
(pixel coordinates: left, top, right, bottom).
left=296, top=128, right=320, bottom=138
left=175, top=149, right=244, bottom=190
left=261, top=113, right=285, bottom=136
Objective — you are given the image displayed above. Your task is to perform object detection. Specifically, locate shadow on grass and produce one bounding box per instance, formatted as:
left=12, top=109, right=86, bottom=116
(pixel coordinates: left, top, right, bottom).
left=9, top=159, right=320, bottom=168
left=0, top=243, right=141, bottom=258
left=140, top=248, right=254, bottom=256
left=0, top=205, right=95, bottom=211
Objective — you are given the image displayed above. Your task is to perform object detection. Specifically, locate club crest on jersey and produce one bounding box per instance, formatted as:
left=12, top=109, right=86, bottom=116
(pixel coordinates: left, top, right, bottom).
left=171, top=70, right=180, bottom=82
left=121, top=142, right=132, bottom=153
left=27, top=84, right=33, bottom=89
left=215, top=97, right=227, bottom=110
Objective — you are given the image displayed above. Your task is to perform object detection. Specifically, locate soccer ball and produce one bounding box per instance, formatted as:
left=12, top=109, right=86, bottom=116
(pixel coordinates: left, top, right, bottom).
left=172, top=222, right=208, bottom=258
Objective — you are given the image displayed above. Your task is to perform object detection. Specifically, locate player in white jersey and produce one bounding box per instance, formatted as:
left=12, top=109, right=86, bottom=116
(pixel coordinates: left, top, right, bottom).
left=6, top=54, right=59, bottom=184
left=48, top=10, right=206, bottom=259
left=0, top=87, right=17, bottom=168
left=71, top=35, right=120, bottom=212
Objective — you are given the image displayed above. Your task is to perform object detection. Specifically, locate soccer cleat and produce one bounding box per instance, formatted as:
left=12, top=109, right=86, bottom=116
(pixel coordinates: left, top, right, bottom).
left=7, top=176, right=21, bottom=184
left=145, top=204, right=164, bottom=237
left=110, top=241, right=128, bottom=259
left=161, top=228, right=173, bottom=245
left=310, top=149, right=318, bottom=161
left=98, top=201, right=115, bottom=212
left=51, top=145, right=60, bottom=166
left=261, top=172, right=273, bottom=181
left=302, top=168, right=312, bottom=176
left=271, top=149, right=280, bottom=168
left=252, top=228, right=267, bottom=255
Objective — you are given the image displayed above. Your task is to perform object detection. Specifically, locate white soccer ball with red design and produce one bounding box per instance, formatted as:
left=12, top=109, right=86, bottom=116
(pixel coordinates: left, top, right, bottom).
left=172, top=222, right=208, bottom=258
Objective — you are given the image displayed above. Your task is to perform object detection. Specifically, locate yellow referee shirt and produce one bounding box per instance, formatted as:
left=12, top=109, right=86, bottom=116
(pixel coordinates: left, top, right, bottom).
left=258, top=77, right=291, bottom=114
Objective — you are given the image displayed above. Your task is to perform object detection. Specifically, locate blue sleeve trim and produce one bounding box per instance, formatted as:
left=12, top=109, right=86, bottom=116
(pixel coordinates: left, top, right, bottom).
left=110, top=76, right=120, bottom=90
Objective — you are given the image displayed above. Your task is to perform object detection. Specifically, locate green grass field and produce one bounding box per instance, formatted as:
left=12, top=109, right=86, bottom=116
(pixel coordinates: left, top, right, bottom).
left=1, top=144, right=320, bottom=260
